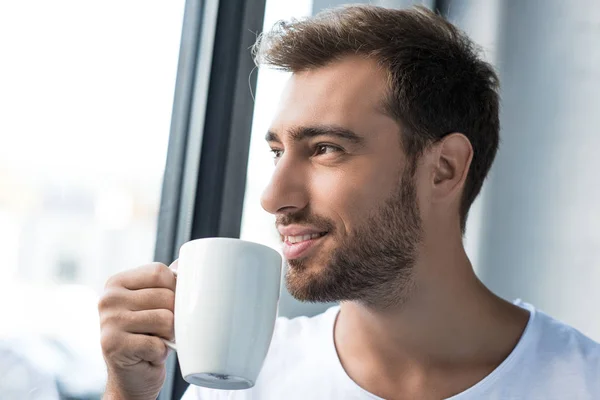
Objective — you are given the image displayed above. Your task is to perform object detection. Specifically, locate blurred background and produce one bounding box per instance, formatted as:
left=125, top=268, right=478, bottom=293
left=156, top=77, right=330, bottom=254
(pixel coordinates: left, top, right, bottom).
left=0, top=0, right=598, bottom=398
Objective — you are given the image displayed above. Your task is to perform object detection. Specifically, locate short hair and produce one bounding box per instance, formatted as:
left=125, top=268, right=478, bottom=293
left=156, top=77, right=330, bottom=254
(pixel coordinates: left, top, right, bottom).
left=253, top=5, right=500, bottom=233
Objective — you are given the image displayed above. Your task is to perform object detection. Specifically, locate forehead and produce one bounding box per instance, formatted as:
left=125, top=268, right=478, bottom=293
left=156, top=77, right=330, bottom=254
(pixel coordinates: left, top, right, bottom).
left=269, top=56, right=397, bottom=138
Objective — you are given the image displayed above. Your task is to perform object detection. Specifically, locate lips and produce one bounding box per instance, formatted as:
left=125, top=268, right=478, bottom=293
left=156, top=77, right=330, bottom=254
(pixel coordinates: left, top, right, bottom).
left=278, top=225, right=329, bottom=260
left=282, top=233, right=328, bottom=260
left=284, top=232, right=327, bottom=244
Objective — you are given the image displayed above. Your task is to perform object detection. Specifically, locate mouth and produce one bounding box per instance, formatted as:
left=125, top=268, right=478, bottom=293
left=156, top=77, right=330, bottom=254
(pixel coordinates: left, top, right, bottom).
left=282, top=232, right=328, bottom=260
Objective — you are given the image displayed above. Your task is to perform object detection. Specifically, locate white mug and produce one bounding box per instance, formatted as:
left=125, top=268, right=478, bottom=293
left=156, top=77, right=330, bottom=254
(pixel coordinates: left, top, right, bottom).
left=163, top=237, right=282, bottom=390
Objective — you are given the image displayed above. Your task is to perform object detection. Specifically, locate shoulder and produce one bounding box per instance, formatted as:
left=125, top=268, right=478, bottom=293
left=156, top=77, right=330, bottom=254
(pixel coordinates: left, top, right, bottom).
left=518, top=301, right=600, bottom=390
left=533, top=307, right=600, bottom=366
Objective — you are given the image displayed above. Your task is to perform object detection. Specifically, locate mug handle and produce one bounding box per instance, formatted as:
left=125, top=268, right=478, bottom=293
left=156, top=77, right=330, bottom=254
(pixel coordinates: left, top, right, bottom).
left=162, top=265, right=178, bottom=351
left=162, top=339, right=177, bottom=351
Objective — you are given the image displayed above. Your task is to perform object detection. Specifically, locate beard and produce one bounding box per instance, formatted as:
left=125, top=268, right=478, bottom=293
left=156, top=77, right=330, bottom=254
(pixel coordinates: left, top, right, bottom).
left=278, top=166, right=423, bottom=310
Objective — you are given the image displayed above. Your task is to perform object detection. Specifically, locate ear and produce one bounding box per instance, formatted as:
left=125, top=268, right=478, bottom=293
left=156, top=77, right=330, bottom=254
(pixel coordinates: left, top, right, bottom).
left=431, top=133, right=473, bottom=201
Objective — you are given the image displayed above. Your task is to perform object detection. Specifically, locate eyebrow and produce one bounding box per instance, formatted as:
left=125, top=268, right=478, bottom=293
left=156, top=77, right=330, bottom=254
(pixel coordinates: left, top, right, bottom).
left=265, top=125, right=365, bottom=145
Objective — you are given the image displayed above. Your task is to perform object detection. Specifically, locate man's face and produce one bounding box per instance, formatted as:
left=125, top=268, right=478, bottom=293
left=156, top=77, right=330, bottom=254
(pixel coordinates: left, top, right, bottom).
left=261, top=56, right=423, bottom=309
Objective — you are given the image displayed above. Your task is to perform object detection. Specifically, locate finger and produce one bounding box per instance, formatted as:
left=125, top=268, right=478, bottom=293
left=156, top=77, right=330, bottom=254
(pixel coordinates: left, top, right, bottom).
left=100, top=287, right=175, bottom=312
left=106, top=263, right=176, bottom=291
left=125, top=333, right=171, bottom=365
left=122, top=309, right=175, bottom=340
left=101, top=329, right=170, bottom=366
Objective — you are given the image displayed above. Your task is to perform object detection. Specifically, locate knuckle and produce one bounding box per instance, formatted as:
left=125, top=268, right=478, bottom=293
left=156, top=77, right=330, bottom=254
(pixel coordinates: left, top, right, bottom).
left=97, top=295, right=108, bottom=313
left=148, top=262, right=167, bottom=284
left=101, top=309, right=130, bottom=330
left=138, top=335, right=164, bottom=360
left=99, top=309, right=113, bottom=328
left=97, top=288, right=118, bottom=311
left=104, top=274, right=120, bottom=290
left=99, top=310, right=110, bottom=328
left=119, top=310, right=136, bottom=327
left=100, top=329, right=120, bottom=356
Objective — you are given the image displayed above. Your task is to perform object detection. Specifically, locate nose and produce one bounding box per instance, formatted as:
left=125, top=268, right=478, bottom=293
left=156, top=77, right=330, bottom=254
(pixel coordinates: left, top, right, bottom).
left=260, top=154, right=309, bottom=215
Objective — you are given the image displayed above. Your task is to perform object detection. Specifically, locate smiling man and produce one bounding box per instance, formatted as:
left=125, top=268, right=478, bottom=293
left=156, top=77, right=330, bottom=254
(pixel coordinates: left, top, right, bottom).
left=264, top=59, right=424, bottom=309
left=99, top=5, right=600, bottom=400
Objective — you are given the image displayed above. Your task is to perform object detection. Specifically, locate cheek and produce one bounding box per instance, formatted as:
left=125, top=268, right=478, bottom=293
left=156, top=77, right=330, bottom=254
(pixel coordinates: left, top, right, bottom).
left=308, top=160, right=400, bottom=230
left=309, top=169, right=351, bottom=210
left=413, top=166, right=432, bottom=220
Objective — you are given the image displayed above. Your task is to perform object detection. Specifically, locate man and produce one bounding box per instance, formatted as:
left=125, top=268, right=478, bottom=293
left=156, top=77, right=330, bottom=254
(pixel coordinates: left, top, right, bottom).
left=98, top=5, right=600, bottom=400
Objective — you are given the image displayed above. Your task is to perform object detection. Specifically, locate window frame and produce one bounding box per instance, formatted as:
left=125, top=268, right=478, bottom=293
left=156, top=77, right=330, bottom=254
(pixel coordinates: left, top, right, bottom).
left=154, top=0, right=267, bottom=398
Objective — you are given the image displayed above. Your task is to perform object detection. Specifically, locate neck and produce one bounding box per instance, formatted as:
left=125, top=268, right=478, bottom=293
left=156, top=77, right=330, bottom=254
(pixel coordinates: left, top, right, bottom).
left=334, top=230, right=530, bottom=399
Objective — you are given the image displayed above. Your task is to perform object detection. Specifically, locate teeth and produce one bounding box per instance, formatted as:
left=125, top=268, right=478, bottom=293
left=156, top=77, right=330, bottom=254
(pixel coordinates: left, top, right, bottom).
left=286, top=233, right=324, bottom=244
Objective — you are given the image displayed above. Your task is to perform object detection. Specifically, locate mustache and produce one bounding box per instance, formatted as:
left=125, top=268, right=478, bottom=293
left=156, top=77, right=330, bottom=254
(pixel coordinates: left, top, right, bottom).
left=275, top=208, right=335, bottom=232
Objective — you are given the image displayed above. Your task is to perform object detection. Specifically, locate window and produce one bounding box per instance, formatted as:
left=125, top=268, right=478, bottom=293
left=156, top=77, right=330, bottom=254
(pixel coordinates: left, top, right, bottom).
left=0, top=1, right=185, bottom=398
left=240, top=1, right=313, bottom=249
left=4, top=1, right=599, bottom=399
left=239, top=0, right=337, bottom=320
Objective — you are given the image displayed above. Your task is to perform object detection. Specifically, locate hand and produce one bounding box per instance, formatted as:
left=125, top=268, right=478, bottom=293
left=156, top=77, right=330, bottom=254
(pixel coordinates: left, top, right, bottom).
left=98, top=262, right=177, bottom=400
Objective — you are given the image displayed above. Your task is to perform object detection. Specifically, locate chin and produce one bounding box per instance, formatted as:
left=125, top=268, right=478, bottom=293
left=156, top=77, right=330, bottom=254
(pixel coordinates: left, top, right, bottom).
left=285, top=258, right=339, bottom=303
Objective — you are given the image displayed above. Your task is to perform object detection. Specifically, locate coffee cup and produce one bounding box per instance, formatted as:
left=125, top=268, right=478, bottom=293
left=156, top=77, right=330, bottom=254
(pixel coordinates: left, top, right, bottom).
left=162, top=237, right=282, bottom=390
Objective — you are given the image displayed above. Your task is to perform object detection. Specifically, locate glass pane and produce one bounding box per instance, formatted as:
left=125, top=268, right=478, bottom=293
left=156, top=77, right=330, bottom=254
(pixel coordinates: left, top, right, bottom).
left=0, top=1, right=185, bottom=398
left=240, top=0, right=331, bottom=319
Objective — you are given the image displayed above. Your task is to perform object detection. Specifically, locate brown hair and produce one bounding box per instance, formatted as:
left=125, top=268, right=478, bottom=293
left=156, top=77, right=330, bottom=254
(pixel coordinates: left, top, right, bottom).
left=253, top=5, right=500, bottom=233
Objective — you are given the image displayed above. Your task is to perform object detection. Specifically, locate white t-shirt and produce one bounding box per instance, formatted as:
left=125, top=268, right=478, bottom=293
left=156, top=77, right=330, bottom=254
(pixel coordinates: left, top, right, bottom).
left=182, top=300, right=600, bottom=400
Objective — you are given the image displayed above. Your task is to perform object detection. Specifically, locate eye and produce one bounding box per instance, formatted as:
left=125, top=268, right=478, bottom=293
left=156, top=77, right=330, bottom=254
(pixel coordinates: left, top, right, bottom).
left=270, top=148, right=283, bottom=159
left=315, top=144, right=341, bottom=156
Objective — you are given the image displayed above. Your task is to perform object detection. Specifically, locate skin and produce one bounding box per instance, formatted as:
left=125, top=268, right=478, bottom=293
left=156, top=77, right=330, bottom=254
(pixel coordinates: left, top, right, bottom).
left=99, top=262, right=176, bottom=400
left=261, top=56, right=530, bottom=400
left=98, top=55, right=529, bottom=400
